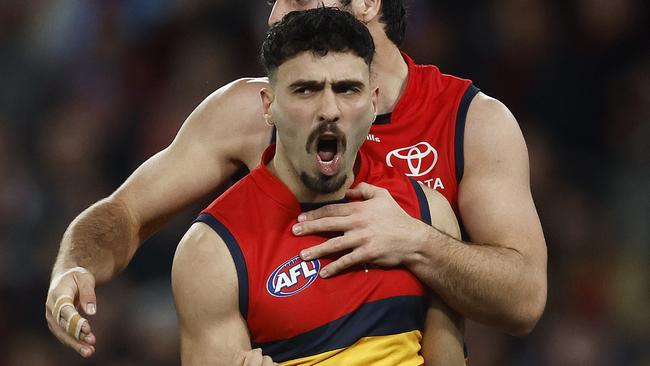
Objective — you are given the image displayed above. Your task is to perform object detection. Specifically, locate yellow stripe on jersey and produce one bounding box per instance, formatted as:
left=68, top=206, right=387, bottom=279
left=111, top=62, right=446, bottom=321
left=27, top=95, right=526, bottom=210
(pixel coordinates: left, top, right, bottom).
left=280, top=330, right=423, bottom=366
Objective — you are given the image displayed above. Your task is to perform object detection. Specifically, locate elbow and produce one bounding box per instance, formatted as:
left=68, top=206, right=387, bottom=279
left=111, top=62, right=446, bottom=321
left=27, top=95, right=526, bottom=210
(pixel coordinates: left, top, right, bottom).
left=506, top=280, right=547, bottom=336
left=507, top=307, right=544, bottom=336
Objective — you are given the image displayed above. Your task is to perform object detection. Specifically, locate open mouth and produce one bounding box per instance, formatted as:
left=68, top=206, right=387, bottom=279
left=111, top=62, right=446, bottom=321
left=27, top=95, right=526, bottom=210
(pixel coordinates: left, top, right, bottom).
left=315, top=133, right=342, bottom=176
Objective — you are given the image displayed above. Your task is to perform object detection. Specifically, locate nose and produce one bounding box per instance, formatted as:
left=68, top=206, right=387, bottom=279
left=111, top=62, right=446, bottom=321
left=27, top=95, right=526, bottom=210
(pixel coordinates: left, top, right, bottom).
left=317, top=88, right=341, bottom=123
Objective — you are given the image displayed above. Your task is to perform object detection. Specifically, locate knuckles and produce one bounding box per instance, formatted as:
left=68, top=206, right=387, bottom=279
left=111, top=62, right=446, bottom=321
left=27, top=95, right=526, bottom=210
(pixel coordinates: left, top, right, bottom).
left=329, top=238, right=343, bottom=251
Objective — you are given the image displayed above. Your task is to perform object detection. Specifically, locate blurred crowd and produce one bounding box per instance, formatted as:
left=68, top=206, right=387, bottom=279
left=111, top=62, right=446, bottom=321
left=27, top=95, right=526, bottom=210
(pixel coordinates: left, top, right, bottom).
left=0, top=1, right=647, bottom=365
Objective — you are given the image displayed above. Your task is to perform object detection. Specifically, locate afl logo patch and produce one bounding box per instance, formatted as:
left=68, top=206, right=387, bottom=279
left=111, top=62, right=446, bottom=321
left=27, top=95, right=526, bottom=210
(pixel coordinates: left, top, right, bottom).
left=266, top=256, right=320, bottom=298
left=386, top=142, right=438, bottom=177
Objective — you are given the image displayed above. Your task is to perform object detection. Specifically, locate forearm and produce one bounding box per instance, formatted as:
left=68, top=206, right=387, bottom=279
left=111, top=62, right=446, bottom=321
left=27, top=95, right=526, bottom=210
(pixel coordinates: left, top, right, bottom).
left=52, top=197, right=141, bottom=283
left=404, top=224, right=546, bottom=335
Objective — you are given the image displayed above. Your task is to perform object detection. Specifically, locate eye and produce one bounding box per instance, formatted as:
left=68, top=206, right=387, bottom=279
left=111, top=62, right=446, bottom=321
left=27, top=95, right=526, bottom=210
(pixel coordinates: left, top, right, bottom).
left=266, top=0, right=276, bottom=5
left=333, top=85, right=362, bottom=95
left=294, top=87, right=314, bottom=95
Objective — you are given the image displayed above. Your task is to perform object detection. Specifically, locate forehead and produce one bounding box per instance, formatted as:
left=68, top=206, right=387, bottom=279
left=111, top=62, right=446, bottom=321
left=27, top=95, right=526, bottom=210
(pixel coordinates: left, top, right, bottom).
left=275, top=52, right=369, bottom=85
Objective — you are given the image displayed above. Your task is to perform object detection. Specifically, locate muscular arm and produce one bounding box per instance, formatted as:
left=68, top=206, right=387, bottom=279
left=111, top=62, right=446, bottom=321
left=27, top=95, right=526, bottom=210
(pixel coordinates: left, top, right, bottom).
left=296, top=93, right=546, bottom=336
left=47, top=78, right=272, bottom=356
left=172, top=223, right=252, bottom=365
left=52, top=78, right=271, bottom=282
left=403, top=93, right=547, bottom=335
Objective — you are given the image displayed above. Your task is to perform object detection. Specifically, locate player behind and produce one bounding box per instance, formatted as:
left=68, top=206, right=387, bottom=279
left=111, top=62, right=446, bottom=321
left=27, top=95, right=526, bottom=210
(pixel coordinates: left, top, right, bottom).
left=173, top=8, right=465, bottom=365
left=46, top=0, right=547, bottom=358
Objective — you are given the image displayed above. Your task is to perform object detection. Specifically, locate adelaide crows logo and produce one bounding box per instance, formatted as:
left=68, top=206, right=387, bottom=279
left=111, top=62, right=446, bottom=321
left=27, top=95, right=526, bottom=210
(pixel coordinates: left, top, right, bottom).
left=266, top=255, right=320, bottom=297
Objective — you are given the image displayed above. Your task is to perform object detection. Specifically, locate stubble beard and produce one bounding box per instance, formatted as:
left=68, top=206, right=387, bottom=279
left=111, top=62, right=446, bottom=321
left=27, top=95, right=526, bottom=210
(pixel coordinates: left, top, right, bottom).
left=299, top=171, right=348, bottom=194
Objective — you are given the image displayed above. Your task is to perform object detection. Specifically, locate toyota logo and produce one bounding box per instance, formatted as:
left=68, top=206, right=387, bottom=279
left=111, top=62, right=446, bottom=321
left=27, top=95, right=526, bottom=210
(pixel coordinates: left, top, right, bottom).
left=386, top=142, right=438, bottom=177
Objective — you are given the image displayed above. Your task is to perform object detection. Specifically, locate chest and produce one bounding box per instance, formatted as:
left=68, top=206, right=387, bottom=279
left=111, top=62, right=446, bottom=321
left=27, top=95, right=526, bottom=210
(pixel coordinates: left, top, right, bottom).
left=364, top=105, right=459, bottom=208
left=239, top=223, right=425, bottom=344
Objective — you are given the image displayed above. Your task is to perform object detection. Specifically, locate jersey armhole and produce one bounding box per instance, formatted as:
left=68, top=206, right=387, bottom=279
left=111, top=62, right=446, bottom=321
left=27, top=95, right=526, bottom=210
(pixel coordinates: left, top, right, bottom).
left=454, top=84, right=480, bottom=183
left=194, top=213, right=250, bottom=320
left=408, top=179, right=431, bottom=225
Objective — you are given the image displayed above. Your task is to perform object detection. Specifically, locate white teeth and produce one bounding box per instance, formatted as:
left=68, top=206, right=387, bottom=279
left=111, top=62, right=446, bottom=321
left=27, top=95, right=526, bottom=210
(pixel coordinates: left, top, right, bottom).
left=317, top=155, right=335, bottom=165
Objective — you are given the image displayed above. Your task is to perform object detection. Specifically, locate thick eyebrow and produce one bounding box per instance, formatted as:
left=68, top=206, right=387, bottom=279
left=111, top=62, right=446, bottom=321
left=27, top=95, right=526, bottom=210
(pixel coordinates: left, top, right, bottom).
left=288, top=79, right=366, bottom=91
left=331, top=80, right=366, bottom=92
left=288, top=80, right=325, bottom=90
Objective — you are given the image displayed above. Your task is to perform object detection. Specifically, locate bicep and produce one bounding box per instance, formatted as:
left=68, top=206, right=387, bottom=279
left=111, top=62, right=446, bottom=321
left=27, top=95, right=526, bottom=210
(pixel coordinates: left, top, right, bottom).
left=459, top=93, right=546, bottom=263
left=111, top=79, right=272, bottom=238
left=172, top=223, right=251, bottom=365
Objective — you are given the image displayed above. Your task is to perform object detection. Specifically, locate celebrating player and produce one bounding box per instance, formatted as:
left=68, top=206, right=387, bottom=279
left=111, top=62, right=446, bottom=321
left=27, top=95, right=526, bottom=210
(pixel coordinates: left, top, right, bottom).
left=174, top=9, right=464, bottom=364
left=46, top=0, right=547, bottom=358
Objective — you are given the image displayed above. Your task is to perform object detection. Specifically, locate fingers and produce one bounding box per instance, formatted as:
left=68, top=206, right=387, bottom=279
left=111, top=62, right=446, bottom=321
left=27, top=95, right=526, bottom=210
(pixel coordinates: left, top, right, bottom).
left=242, top=349, right=276, bottom=366
left=45, top=307, right=95, bottom=357
left=297, top=202, right=358, bottom=223
left=46, top=267, right=97, bottom=357
left=346, top=182, right=388, bottom=200
left=300, top=234, right=359, bottom=261
left=58, top=304, right=90, bottom=340
left=319, top=249, right=367, bottom=278
left=262, top=355, right=276, bottom=366
left=74, top=271, right=97, bottom=315
left=55, top=297, right=95, bottom=343
left=293, top=215, right=355, bottom=236
left=242, top=348, right=261, bottom=366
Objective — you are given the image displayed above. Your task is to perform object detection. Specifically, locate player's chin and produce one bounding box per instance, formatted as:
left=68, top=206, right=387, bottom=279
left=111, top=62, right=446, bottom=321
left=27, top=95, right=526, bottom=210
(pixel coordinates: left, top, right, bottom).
left=300, top=170, right=347, bottom=194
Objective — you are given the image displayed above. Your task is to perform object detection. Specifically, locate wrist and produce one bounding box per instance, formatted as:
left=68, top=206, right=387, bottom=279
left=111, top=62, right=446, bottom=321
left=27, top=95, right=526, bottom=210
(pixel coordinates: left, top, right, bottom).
left=401, top=220, right=441, bottom=268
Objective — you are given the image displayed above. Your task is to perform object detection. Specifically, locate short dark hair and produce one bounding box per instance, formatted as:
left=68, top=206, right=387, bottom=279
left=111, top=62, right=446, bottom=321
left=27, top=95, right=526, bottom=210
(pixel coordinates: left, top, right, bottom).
left=379, top=0, right=407, bottom=46
left=261, top=7, right=375, bottom=80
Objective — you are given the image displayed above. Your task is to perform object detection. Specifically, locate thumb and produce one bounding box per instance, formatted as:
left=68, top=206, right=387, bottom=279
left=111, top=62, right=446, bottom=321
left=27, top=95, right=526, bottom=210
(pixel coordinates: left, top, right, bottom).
left=346, top=182, right=385, bottom=200
left=74, top=272, right=97, bottom=316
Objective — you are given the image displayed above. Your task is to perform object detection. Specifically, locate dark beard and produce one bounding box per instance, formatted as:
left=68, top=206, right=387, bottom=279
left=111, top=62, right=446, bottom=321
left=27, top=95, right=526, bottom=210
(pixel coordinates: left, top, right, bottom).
left=300, top=171, right=348, bottom=194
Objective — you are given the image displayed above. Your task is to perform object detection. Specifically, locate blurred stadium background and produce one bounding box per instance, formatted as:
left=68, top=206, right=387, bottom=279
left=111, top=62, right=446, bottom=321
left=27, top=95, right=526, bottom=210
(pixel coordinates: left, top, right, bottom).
left=0, top=1, right=648, bottom=365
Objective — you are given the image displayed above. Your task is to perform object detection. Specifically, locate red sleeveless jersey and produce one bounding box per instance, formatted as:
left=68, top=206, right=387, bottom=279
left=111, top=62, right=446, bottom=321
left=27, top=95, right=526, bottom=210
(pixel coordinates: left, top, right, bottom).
left=197, top=146, right=432, bottom=365
left=363, top=53, right=479, bottom=213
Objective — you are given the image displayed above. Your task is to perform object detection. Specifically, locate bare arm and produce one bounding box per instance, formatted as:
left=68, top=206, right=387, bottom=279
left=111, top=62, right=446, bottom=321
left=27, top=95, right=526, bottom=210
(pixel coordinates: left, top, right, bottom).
left=52, top=78, right=271, bottom=282
left=420, top=187, right=465, bottom=366
left=172, top=223, right=253, bottom=365
left=404, top=93, right=547, bottom=335
left=46, top=78, right=273, bottom=357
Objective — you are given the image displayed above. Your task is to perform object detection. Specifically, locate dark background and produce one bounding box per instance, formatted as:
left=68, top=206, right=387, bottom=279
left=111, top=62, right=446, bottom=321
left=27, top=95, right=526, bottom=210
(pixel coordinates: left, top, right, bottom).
left=0, top=1, right=648, bottom=365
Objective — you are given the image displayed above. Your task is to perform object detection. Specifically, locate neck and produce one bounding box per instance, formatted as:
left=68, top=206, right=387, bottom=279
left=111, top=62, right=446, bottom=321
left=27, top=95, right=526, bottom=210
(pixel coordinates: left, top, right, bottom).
left=368, top=23, right=409, bottom=114
left=267, top=146, right=357, bottom=204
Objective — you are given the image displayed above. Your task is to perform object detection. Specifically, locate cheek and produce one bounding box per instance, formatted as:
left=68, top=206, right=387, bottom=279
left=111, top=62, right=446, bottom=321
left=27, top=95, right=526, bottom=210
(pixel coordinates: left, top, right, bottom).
left=346, top=101, right=375, bottom=144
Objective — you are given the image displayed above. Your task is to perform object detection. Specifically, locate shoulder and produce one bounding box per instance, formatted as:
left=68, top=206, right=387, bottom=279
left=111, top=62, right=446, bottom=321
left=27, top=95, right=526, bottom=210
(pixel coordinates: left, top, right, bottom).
left=172, top=222, right=238, bottom=307
left=466, top=92, right=518, bottom=131
left=174, top=77, right=273, bottom=168
left=173, top=222, right=231, bottom=279
left=207, top=77, right=270, bottom=103
left=182, top=77, right=270, bottom=129
left=464, top=92, right=528, bottom=176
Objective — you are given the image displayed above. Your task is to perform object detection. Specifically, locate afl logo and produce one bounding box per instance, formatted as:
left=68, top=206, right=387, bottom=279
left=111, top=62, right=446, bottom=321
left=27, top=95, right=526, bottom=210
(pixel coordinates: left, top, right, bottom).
left=386, top=142, right=438, bottom=177
left=266, top=256, right=320, bottom=298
